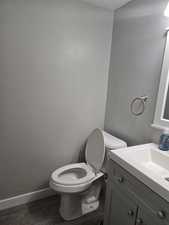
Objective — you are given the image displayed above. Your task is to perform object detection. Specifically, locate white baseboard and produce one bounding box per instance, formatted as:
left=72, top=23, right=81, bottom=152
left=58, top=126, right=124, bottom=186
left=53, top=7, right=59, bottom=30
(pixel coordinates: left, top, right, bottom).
left=0, top=187, right=56, bottom=211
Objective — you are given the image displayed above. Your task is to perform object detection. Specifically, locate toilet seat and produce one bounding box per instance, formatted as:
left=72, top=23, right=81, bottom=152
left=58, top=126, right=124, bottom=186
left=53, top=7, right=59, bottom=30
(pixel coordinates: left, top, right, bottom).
left=50, top=129, right=117, bottom=194
left=50, top=165, right=103, bottom=193
left=51, top=163, right=95, bottom=186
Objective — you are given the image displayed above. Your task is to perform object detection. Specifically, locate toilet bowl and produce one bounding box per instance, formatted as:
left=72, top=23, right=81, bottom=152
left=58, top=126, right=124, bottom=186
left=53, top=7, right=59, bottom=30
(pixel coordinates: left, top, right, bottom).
left=50, top=163, right=103, bottom=193
left=50, top=128, right=127, bottom=220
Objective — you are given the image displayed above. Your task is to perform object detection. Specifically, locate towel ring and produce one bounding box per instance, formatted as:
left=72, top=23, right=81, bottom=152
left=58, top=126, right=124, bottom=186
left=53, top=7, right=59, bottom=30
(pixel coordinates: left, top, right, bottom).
left=130, top=96, right=148, bottom=116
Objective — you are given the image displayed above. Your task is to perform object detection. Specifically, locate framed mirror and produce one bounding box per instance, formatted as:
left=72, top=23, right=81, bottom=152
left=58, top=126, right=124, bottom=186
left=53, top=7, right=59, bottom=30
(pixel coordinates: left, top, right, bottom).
left=153, top=30, right=169, bottom=129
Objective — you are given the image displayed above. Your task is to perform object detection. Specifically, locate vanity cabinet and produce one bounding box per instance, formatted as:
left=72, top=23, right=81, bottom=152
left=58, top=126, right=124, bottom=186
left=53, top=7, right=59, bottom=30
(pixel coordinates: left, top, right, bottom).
left=136, top=208, right=159, bottom=225
left=104, top=182, right=137, bottom=225
left=104, top=160, right=169, bottom=225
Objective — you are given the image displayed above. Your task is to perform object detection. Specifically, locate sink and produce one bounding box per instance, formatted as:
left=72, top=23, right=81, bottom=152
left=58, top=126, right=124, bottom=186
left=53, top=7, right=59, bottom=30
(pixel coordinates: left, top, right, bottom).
left=109, top=143, right=169, bottom=202
left=118, top=146, right=169, bottom=179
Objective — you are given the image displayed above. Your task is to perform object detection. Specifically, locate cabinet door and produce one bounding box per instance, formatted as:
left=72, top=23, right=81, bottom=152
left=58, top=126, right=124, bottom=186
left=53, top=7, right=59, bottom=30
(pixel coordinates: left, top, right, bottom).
left=136, top=208, right=159, bottom=225
left=104, top=182, right=137, bottom=225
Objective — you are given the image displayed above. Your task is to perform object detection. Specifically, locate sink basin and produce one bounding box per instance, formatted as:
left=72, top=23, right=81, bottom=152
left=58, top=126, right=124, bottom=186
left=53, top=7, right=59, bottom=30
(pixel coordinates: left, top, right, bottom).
left=109, top=143, right=169, bottom=202
left=119, top=146, right=169, bottom=179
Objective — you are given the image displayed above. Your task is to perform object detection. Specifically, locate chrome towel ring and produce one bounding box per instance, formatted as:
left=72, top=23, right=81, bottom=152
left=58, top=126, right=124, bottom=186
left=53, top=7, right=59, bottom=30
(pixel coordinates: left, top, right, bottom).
left=130, top=96, right=148, bottom=116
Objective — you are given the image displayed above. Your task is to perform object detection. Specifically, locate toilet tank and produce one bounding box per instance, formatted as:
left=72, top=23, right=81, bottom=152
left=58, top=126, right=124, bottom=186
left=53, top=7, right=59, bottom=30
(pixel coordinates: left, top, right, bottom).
left=103, top=131, right=127, bottom=150
left=101, top=131, right=127, bottom=172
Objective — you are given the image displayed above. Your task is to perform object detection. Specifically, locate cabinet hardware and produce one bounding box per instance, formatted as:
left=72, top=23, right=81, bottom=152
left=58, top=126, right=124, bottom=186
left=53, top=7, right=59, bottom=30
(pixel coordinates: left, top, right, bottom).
left=157, top=210, right=166, bottom=219
left=117, top=177, right=124, bottom=183
left=136, top=218, right=143, bottom=225
left=127, top=210, right=134, bottom=216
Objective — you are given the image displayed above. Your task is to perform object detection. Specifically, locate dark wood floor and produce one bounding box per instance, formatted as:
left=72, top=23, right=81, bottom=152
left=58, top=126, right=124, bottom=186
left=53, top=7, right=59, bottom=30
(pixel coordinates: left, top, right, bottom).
left=0, top=195, right=104, bottom=225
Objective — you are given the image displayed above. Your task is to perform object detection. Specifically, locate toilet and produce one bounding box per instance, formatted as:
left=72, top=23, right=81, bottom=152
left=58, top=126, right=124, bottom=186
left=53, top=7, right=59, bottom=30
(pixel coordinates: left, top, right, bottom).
left=49, top=128, right=127, bottom=220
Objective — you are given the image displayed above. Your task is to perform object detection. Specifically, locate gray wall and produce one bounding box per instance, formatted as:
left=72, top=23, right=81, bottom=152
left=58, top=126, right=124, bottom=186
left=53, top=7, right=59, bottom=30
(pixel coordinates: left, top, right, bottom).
left=0, top=0, right=113, bottom=199
left=105, top=0, right=169, bottom=146
left=164, top=88, right=169, bottom=119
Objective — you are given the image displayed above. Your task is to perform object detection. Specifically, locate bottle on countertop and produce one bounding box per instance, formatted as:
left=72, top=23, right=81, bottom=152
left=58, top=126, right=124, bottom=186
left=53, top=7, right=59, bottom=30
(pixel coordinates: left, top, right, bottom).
left=159, top=129, right=169, bottom=151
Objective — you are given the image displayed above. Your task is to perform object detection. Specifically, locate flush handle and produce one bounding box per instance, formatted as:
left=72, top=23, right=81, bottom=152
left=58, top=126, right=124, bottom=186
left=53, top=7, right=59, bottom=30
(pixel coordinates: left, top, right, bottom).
left=157, top=211, right=166, bottom=219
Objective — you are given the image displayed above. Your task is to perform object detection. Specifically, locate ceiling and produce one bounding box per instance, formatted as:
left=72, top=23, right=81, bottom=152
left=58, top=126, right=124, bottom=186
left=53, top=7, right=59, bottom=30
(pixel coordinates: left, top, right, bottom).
left=81, top=0, right=132, bottom=10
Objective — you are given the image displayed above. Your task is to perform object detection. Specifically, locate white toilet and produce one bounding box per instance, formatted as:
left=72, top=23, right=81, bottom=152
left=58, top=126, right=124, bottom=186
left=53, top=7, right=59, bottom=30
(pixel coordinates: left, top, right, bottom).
left=49, top=128, right=127, bottom=220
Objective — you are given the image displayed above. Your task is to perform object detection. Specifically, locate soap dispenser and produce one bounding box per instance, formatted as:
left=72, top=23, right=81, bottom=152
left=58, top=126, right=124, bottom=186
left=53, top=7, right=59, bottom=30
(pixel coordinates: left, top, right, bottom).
left=159, top=129, right=169, bottom=151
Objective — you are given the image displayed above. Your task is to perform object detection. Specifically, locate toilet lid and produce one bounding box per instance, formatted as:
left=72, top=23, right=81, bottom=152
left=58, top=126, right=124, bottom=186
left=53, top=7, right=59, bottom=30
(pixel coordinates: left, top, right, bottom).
left=85, top=128, right=105, bottom=172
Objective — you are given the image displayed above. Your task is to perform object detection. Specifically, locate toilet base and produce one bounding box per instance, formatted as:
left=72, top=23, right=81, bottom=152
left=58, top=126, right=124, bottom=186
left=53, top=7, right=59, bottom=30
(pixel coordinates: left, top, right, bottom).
left=59, top=181, right=102, bottom=221
left=60, top=194, right=83, bottom=220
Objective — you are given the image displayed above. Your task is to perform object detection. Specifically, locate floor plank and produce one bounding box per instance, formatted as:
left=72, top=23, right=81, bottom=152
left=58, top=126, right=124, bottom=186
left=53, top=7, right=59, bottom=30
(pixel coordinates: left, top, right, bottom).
left=0, top=195, right=104, bottom=225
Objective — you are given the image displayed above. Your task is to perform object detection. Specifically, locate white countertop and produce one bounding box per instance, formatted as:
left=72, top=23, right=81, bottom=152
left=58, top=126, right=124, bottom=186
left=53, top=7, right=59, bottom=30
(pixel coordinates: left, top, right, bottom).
left=109, top=143, right=169, bottom=202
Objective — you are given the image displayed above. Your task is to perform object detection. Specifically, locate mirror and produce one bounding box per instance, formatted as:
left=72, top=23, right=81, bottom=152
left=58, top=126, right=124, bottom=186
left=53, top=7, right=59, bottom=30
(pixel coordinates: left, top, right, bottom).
left=153, top=30, right=169, bottom=129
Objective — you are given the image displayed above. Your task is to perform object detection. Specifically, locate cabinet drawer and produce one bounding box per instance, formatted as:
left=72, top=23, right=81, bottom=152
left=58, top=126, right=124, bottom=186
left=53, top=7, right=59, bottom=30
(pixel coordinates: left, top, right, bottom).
left=136, top=206, right=159, bottom=225
left=107, top=159, right=169, bottom=224
left=137, top=202, right=168, bottom=225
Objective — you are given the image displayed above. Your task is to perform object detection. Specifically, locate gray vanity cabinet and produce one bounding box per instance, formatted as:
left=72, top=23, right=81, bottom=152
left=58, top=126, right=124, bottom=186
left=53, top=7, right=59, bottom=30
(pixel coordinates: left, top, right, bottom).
left=104, top=159, right=169, bottom=225
left=136, top=208, right=159, bottom=225
left=104, top=181, right=137, bottom=225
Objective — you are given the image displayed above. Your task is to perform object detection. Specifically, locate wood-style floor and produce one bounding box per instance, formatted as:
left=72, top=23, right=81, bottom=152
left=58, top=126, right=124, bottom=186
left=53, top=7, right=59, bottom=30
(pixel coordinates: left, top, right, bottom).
left=0, top=195, right=104, bottom=225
